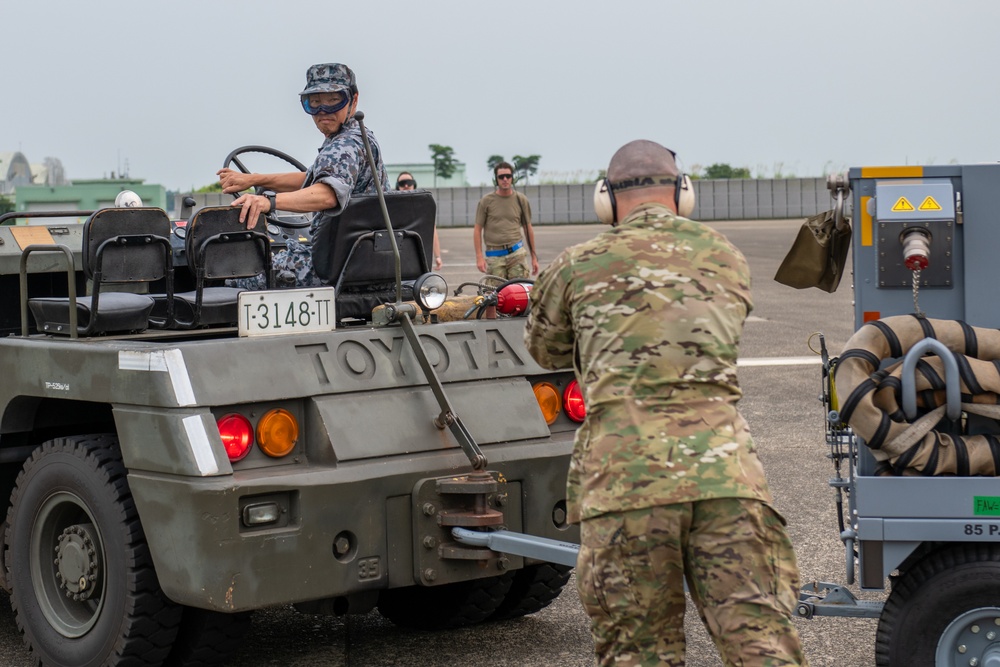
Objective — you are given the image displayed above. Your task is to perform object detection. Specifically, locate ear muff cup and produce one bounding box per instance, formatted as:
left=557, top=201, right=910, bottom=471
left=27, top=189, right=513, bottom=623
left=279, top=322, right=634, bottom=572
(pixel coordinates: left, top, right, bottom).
left=593, top=179, right=616, bottom=225
left=593, top=163, right=696, bottom=223
left=676, top=174, right=695, bottom=218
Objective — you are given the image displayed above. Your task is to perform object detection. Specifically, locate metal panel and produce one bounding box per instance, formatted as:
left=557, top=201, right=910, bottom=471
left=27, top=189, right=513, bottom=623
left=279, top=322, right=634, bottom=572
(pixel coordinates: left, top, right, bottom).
left=741, top=180, right=757, bottom=219
left=772, top=180, right=788, bottom=218
left=786, top=179, right=803, bottom=218
left=960, top=163, right=1000, bottom=328
left=316, top=378, right=550, bottom=462
left=856, top=476, right=1000, bottom=518
left=757, top=180, right=774, bottom=218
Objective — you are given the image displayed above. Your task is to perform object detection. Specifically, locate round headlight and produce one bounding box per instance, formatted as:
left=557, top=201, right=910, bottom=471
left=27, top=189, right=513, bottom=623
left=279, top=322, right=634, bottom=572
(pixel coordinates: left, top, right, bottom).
left=413, top=272, right=448, bottom=311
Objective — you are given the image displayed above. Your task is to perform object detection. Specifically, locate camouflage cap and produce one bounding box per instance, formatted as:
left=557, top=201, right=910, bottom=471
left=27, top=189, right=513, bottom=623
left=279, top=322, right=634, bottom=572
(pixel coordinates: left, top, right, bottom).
left=300, top=63, right=357, bottom=97
left=606, top=140, right=680, bottom=191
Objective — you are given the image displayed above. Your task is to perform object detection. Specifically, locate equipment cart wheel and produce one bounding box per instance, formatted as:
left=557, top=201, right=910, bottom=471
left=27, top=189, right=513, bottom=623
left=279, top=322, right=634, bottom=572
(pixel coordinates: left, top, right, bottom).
left=3, top=435, right=182, bottom=666
left=488, top=563, right=572, bottom=621
left=876, top=544, right=1000, bottom=666
left=377, top=573, right=514, bottom=630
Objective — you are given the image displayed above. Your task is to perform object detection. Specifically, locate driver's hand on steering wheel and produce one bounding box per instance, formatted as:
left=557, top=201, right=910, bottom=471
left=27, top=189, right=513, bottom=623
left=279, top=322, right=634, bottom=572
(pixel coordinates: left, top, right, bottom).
left=231, top=193, right=271, bottom=229
left=216, top=168, right=256, bottom=195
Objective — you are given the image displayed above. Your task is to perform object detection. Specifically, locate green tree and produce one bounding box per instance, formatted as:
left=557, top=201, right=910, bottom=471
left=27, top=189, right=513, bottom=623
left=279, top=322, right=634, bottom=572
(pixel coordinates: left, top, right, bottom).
left=429, top=144, right=458, bottom=187
left=704, top=163, right=751, bottom=179
left=512, top=154, right=541, bottom=185
left=487, top=155, right=506, bottom=173
left=195, top=181, right=224, bottom=193
left=0, top=194, right=13, bottom=216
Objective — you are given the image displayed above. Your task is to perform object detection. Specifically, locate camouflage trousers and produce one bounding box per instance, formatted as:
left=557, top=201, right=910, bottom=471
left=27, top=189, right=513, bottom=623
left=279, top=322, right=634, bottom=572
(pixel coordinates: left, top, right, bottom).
left=577, top=498, right=807, bottom=667
left=229, top=237, right=323, bottom=290
left=485, top=244, right=530, bottom=280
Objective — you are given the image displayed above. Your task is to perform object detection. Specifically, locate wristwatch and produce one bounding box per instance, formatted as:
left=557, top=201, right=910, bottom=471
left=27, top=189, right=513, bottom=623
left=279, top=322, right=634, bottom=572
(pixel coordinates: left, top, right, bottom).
left=262, top=190, right=277, bottom=213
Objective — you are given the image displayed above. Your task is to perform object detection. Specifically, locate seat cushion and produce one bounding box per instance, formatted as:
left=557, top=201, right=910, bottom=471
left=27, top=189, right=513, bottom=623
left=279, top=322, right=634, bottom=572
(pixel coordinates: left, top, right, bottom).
left=28, top=293, right=155, bottom=335
left=156, top=286, right=243, bottom=328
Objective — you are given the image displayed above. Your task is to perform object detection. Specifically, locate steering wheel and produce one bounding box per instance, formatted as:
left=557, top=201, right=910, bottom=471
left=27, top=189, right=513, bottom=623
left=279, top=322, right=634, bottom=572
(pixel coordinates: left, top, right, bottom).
left=222, top=145, right=311, bottom=229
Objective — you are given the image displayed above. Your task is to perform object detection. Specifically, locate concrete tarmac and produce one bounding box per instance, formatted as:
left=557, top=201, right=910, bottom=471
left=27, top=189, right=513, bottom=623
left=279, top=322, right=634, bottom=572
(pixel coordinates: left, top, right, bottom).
left=0, top=219, right=878, bottom=666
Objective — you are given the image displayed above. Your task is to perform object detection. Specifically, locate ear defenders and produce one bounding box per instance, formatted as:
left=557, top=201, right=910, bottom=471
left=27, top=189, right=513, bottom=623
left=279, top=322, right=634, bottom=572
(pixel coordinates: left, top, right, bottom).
left=593, top=156, right=696, bottom=224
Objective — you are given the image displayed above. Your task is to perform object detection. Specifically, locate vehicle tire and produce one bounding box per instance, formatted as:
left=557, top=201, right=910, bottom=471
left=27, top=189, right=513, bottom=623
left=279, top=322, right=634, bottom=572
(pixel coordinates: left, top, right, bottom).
left=4, top=435, right=182, bottom=666
left=163, top=607, right=253, bottom=667
left=875, top=543, right=1000, bottom=667
left=377, top=573, right=514, bottom=630
left=488, top=563, right=572, bottom=621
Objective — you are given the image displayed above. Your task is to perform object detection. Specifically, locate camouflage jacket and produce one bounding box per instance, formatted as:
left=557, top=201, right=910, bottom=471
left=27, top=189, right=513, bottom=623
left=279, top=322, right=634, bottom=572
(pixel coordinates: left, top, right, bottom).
left=524, top=203, right=773, bottom=523
left=258, top=118, right=390, bottom=288
left=304, top=117, right=389, bottom=235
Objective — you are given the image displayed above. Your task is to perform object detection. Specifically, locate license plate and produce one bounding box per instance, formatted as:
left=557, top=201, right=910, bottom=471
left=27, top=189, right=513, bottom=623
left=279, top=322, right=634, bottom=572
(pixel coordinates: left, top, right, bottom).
left=238, top=287, right=336, bottom=337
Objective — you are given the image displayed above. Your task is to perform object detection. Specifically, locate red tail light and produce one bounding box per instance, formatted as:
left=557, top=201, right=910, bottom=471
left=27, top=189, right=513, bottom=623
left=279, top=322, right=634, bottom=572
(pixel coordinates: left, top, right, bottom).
left=563, top=380, right=586, bottom=423
left=218, top=413, right=253, bottom=461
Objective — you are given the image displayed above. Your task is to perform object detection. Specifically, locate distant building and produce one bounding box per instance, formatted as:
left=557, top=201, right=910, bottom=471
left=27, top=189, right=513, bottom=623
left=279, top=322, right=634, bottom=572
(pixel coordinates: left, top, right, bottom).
left=30, top=157, right=67, bottom=188
left=15, top=178, right=166, bottom=217
left=0, top=152, right=33, bottom=195
left=387, top=163, right=467, bottom=189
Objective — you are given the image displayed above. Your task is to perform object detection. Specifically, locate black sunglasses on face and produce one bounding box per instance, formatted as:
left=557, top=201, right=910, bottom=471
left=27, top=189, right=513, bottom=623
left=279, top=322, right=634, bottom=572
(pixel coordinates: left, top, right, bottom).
left=497, top=173, right=513, bottom=180
left=397, top=179, right=416, bottom=188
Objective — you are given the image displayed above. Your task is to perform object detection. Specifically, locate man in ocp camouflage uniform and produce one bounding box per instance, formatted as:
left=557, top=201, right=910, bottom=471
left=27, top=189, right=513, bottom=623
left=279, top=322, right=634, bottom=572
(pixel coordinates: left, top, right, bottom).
left=524, top=140, right=807, bottom=667
left=218, top=62, right=389, bottom=288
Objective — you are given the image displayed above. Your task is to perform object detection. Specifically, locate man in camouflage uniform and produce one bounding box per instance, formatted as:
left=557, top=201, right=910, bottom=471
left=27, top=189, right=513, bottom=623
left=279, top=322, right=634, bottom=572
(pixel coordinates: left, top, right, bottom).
left=217, top=62, right=389, bottom=288
left=524, top=140, right=807, bottom=667
left=473, top=162, right=538, bottom=279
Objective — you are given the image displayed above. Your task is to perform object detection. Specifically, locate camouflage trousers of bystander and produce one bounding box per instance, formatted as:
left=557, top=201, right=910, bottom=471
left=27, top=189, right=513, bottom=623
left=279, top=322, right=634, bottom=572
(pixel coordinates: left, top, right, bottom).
left=576, top=498, right=808, bottom=667
left=485, top=244, right=530, bottom=280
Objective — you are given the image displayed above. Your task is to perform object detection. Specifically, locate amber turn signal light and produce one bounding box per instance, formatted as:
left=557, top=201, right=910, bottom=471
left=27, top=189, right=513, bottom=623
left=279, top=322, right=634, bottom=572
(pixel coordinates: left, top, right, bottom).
left=256, top=408, right=299, bottom=458
left=532, top=382, right=561, bottom=425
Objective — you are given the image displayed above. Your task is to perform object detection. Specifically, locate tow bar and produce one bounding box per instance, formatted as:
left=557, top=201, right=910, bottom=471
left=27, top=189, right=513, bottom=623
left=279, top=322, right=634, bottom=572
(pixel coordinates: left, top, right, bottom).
left=451, top=527, right=579, bottom=568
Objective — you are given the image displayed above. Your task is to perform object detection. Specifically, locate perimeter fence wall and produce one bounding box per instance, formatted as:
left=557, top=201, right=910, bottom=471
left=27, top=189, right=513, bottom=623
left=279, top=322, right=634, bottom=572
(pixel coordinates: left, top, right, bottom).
left=427, top=177, right=832, bottom=226
left=177, top=177, right=833, bottom=226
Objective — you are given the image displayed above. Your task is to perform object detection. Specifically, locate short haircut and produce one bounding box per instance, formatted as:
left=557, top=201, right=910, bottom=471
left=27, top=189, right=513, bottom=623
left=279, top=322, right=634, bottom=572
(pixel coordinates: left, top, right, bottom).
left=494, top=162, right=514, bottom=177
left=606, top=140, right=680, bottom=189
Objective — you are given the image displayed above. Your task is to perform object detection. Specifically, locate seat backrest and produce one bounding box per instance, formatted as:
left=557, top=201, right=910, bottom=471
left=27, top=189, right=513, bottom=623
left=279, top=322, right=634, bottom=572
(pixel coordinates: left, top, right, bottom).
left=81, top=207, right=172, bottom=282
left=185, top=206, right=269, bottom=280
left=312, top=191, right=436, bottom=287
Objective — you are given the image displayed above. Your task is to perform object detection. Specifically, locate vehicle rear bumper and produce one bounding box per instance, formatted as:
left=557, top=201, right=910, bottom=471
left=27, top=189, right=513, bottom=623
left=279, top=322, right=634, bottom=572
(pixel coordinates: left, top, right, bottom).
left=128, top=435, right=576, bottom=611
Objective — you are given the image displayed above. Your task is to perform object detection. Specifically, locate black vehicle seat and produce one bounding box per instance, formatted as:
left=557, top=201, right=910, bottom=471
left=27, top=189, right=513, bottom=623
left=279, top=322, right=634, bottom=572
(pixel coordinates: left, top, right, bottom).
left=27, top=207, right=173, bottom=336
left=312, top=191, right=435, bottom=323
left=152, top=206, right=272, bottom=328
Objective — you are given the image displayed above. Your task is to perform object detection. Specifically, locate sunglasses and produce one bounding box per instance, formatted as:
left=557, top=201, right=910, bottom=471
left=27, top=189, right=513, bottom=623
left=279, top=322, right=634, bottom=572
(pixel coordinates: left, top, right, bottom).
left=497, top=173, right=514, bottom=180
left=397, top=179, right=416, bottom=188
left=301, top=95, right=350, bottom=116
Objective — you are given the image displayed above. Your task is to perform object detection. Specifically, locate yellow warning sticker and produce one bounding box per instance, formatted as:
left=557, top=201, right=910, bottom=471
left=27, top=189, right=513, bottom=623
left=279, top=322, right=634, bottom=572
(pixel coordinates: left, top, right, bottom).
left=919, top=196, right=942, bottom=211
left=892, top=197, right=915, bottom=212
left=10, top=226, right=55, bottom=251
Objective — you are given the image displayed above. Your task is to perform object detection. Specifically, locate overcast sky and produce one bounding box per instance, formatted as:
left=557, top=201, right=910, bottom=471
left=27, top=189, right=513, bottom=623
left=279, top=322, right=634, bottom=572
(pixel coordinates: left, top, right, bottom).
left=5, top=0, right=1000, bottom=190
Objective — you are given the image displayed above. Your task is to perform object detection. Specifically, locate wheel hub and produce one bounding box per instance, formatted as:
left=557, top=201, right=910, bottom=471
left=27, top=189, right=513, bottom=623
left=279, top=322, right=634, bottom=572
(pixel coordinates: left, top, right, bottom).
left=938, top=608, right=1000, bottom=666
left=54, top=523, right=101, bottom=602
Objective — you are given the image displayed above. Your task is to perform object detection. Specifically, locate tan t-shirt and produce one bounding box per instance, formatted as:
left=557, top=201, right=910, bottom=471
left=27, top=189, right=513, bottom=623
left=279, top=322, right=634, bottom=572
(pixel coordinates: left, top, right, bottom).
left=475, top=192, right=531, bottom=246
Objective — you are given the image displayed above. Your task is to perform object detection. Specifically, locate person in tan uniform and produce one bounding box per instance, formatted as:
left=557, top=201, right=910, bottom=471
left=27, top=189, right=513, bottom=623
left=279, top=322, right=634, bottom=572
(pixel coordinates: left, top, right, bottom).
left=473, top=161, right=538, bottom=279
